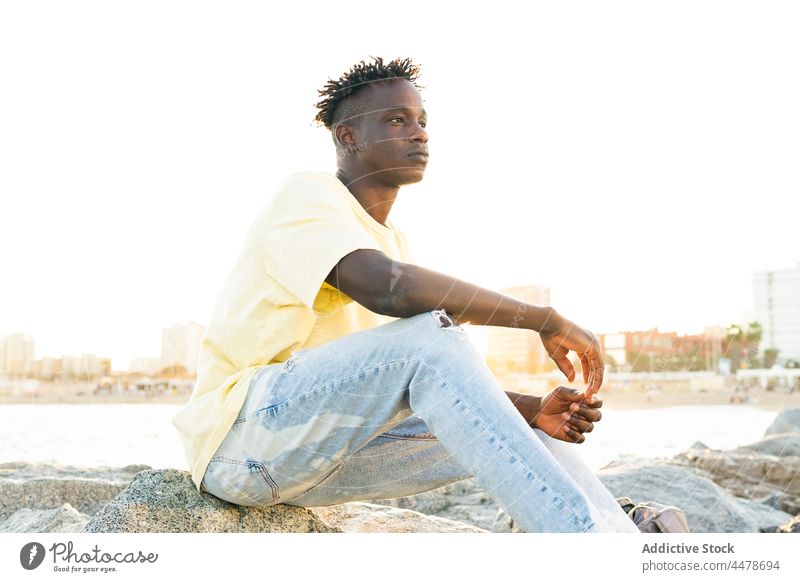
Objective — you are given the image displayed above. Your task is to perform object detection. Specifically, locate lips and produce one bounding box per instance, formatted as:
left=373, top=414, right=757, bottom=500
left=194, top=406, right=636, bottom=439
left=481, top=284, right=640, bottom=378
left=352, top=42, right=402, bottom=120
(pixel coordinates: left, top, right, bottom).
left=408, top=151, right=429, bottom=163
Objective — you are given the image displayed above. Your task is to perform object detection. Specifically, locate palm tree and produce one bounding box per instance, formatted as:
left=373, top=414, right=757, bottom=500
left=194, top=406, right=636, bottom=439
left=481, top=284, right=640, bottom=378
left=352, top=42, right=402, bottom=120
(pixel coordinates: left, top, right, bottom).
left=745, top=321, right=764, bottom=368
left=763, top=348, right=780, bottom=369
left=726, top=322, right=764, bottom=370
left=726, top=324, right=744, bottom=370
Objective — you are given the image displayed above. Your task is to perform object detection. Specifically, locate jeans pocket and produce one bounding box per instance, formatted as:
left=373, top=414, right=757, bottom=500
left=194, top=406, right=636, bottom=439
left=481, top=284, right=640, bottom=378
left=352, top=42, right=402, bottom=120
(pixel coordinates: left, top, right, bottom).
left=202, top=455, right=281, bottom=507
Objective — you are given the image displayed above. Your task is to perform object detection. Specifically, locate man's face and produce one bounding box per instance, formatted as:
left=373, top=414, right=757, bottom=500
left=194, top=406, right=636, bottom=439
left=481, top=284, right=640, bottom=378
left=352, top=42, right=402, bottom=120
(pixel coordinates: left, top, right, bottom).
left=339, top=79, right=428, bottom=186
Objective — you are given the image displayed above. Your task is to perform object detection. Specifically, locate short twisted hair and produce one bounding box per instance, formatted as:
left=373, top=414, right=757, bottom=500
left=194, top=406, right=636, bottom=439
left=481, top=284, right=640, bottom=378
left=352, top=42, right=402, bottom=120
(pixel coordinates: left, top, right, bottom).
left=314, top=56, right=423, bottom=131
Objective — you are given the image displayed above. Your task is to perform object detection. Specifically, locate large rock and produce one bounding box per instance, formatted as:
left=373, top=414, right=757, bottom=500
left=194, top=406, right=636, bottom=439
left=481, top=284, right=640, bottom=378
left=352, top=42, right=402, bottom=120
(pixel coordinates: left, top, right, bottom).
left=82, top=468, right=484, bottom=533
left=82, top=469, right=339, bottom=533
left=765, top=407, right=800, bottom=436
left=674, top=438, right=800, bottom=515
left=597, top=458, right=792, bottom=533
left=0, top=504, right=89, bottom=533
left=371, top=478, right=512, bottom=532
left=0, top=462, right=494, bottom=533
left=313, top=502, right=487, bottom=533
left=737, top=433, right=800, bottom=458
left=373, top=459, right=793, bottom=533
left=0, top=461, right=149, bottom=521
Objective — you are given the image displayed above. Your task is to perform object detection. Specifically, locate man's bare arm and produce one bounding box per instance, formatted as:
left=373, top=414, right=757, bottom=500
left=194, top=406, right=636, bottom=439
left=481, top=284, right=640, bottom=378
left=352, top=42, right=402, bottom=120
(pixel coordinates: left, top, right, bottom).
left=325, top=249, right=561, bottom=333
left=326, top=249, right=605, bottom=397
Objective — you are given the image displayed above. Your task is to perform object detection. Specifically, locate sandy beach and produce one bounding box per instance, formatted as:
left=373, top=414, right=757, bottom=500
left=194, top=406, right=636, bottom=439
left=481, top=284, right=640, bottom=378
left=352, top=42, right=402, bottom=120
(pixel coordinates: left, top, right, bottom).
left=0, top=381, right=190, bottom=406
left=595, top=387, right=800, bottom=410
left=1, top=380, right=798, bottom=410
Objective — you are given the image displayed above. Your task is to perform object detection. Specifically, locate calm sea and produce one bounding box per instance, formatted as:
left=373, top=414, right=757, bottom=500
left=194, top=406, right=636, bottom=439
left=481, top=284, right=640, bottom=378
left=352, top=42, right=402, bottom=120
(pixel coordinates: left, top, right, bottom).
left=0, top=404, right=780, bottom=472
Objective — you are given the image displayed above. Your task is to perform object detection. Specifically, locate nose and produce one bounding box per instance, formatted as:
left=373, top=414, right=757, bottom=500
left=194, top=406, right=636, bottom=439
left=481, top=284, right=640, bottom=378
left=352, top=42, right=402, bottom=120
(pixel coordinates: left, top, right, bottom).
left=409, top=121, right=428, bottom=144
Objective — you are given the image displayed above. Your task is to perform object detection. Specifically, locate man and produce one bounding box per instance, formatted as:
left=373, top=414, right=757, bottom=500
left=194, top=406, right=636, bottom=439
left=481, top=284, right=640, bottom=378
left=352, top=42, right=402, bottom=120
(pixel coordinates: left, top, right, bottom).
left=172, top=56, right=639, bottom=533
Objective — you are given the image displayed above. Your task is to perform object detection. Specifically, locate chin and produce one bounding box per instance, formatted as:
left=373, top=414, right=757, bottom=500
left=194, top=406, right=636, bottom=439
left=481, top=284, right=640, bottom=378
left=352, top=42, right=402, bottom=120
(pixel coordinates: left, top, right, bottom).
left=396, top=168, right=427, bottom=186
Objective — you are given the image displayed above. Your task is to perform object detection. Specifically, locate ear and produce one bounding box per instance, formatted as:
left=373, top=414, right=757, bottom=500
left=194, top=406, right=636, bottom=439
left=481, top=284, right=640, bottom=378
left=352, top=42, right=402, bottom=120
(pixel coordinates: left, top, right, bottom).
left=334, top=123, right=359, bottom=155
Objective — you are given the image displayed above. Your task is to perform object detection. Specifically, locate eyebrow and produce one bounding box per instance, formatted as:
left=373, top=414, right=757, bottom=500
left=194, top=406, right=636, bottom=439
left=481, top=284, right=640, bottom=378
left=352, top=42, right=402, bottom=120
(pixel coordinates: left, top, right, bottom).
left=383, top=106, right=427, bottom=117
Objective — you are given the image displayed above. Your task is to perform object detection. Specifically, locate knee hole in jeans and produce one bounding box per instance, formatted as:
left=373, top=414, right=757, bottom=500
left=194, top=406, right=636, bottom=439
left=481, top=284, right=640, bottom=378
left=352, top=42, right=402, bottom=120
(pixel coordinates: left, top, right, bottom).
left=431, top=308, right=458, bottom=328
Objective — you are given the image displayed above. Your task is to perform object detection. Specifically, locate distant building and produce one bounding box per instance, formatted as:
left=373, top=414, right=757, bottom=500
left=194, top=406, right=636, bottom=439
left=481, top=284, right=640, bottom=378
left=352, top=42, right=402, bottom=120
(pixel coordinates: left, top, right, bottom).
left=485, top=285, right=550, bottom=376
left=65, top=354, right=111, bottom=380
left=29, top=354, right=111, bottom=381
left=129, top=356, right=165, bottom=377
left=161, top=321, right=205, bottom=376
left=600, top=327, right=719, bottom=372
left=753, top=263, right=800, bottom=363
left=31, top=356, right=60, bottom=380
left=1, top=333, right=35, bottom=379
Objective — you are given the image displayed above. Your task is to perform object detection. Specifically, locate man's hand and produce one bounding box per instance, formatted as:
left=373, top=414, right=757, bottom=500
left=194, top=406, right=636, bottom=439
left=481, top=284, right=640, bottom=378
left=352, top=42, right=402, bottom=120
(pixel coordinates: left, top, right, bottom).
left=539, top=314, right=605, bottom=402
left=530, top=386, right=603, bottom=444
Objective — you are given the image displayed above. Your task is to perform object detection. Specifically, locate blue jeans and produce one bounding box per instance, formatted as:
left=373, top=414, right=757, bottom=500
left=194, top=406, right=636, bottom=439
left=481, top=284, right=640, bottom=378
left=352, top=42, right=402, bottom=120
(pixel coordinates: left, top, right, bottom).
left=201, top=309, right=639, bottom=533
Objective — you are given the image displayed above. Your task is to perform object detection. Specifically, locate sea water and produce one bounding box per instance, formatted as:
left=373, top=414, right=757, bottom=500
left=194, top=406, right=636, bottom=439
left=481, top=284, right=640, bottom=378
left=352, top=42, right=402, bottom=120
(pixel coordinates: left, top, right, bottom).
left=0, top=404, right=779, bottom=472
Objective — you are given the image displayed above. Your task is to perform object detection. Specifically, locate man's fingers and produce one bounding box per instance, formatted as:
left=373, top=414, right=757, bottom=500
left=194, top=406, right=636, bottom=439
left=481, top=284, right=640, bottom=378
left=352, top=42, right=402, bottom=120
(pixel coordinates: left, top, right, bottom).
left=580, top=353, right=590, bottom=385
left=589, top=352, right=605, bottom=395
left=582, top=396, right=603, bottom=410
left=554, top=357, right=576, bottom=382
left=564, top=415, right=594, bottom=433
left=570, top=405, right=602, bottom=423
left=563, top=425, right=586, bottom=444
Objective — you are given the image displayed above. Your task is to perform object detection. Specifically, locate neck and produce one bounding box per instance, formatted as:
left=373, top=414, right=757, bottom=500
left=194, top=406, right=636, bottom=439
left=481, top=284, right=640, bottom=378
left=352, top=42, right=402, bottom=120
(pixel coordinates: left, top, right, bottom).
left=336, top=167, right=398, bottom=227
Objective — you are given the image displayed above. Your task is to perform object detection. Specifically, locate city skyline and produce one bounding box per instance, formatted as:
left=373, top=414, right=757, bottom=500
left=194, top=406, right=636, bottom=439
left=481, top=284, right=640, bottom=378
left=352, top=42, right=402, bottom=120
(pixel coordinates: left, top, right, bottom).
left=0, top=310, right=780, bottom=378
left=2, top=262, right=795, bottom=373
left=0, top=321, right=205, bottom=376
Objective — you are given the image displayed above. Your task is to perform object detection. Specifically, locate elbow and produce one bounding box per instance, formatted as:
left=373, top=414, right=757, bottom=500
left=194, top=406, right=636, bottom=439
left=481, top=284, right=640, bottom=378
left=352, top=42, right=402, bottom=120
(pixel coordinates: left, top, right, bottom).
left=364, top=259, right=417, bottom=318
left=378, top=281, right=414, bottom=318
left=379, top=286, right=409, bottom=318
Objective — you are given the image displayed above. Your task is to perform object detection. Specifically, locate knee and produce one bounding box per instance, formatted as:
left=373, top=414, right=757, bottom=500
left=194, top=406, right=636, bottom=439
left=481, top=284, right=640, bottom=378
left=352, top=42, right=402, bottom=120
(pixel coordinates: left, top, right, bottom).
left=424, top=308, right=468, bottom=332
left=401, top=309, right=476, bottom=364
left=406, top=309, right=470, bottom=343
left=431, top=308, right=459, bottom=328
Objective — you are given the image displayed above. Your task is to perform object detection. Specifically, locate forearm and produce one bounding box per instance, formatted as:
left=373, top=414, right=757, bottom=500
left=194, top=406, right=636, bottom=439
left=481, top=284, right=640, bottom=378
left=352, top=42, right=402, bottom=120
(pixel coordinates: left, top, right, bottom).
left=505, top=390, right=542, bottom=428
left=387, top=263, right=562, bottom=333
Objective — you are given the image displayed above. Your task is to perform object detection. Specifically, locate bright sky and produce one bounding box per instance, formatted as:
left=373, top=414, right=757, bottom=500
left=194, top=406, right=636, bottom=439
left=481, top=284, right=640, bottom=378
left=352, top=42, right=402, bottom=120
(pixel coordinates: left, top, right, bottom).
left=1, top=1, right=798, bottom=371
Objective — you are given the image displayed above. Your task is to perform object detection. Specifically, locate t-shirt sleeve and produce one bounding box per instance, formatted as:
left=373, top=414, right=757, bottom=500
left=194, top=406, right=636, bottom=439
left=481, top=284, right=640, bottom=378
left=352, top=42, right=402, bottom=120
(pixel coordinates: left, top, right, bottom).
left=260, top=174, right=384, bottom=309
left=392, top=222, right=417, bottom=264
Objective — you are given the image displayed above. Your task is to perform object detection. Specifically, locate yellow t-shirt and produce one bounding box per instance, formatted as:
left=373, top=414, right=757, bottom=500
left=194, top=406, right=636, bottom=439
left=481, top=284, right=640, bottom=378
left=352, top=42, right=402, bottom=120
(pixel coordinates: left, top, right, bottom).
left=172, top=171, right=416, bottom=491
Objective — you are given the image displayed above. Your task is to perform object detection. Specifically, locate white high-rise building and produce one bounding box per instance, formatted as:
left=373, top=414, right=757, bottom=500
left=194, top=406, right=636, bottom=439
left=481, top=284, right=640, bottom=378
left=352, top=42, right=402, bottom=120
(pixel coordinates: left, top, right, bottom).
left=753, top=263, right=800, bottom=363
left=486, top=285, right=551, bottom=375
left=161, top=321, right=206, bottom=376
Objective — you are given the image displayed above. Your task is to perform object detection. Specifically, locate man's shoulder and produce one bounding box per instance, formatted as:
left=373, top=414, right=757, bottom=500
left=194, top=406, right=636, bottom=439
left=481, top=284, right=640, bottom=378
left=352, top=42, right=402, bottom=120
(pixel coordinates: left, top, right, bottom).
left=278, top=170, right=340, bottom=193
left=254, top=171, right=350, bottom=227
left=266, top=170, right=353, bottom=215
left=261, top=171, right=341, bottom=209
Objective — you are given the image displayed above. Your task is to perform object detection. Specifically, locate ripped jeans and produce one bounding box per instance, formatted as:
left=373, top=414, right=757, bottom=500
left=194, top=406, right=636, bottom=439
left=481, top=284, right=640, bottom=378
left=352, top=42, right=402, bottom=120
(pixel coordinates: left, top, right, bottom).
left=201, top=309, right=640, bottom=533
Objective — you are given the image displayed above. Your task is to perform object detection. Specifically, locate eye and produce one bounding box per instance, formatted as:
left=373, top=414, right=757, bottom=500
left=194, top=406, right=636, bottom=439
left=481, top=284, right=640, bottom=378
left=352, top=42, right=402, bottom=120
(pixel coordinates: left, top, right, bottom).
left=420, top=120, right=427, bottom=128
left=388, top=116, right=404, bottom=124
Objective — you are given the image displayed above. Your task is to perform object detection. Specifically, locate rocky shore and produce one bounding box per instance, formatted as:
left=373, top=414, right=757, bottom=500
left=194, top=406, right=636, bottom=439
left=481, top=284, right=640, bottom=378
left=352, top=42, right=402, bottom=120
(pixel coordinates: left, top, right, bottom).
left=2, top=408, right=798, bottom=533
